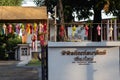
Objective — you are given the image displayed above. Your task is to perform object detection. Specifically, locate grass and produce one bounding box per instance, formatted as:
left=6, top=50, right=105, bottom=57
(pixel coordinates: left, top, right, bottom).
left=26, top=59, right=41, bottom=66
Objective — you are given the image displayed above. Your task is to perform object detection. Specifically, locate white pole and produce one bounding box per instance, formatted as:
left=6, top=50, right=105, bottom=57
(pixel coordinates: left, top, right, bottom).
left=114, top=19, right=117, bottom=41
left=54, top=6, right=57, bottom=42
left=101, top=22, right=103, bottom=41
left=107, top=20, right=109, bottom=41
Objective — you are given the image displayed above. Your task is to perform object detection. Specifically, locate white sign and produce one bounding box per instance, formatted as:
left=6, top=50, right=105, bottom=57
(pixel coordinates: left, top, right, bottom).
left=48, top=47, right=119, bottom=80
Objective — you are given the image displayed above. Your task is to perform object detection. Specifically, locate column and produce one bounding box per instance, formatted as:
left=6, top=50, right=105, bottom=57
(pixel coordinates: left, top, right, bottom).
left=101, top=22, right=103, bottom=41
left=114, top=19, right=117, bottom=41
left=107, top=20, right=109, bottom=41
left=35, top=39, right=38, bottom=52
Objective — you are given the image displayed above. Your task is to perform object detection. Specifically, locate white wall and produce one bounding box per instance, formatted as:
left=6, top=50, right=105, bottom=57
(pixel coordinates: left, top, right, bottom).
left=48, top=42, right=120, bottom=80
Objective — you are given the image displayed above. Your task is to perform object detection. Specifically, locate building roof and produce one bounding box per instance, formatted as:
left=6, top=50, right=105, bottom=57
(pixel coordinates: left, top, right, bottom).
left=0, top=6, right=47, bottom=22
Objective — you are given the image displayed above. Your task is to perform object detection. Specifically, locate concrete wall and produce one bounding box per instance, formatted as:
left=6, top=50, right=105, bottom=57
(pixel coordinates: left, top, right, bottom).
left=48, top=42, right=120, bottom=80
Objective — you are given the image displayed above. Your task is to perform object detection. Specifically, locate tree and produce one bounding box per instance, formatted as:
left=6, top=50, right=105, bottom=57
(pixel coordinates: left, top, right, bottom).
left=0, top=33, right=21, bottom=60
left=0, top=0, right=23, bottom=6
left=33, top=0, right=45, bottom=6
left=34, top=0, right=120, bottom=41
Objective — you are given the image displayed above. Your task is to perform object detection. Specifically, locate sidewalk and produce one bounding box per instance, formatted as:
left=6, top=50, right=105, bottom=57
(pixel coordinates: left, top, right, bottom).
left=16, top=60, right=30, bottom=67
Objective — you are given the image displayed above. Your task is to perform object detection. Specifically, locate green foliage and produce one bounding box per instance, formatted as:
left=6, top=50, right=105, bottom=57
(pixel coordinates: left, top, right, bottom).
left=0, top=0, right=23, bottom=6
left=26, top=59, right=41, bottom=66
left=6, top=34, right=22, bottom=50
left=0, top=31, right=22, bottom=60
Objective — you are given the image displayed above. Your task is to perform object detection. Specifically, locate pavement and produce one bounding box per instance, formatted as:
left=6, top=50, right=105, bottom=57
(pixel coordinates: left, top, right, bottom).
left=16, top=60, right=30, bottom=67
left=0, top=61, right=41, bottom=80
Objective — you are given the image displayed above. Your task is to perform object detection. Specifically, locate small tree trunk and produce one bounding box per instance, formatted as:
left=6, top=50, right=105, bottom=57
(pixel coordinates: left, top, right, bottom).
left=92, top=9, right=102, bottom=41
left=59, top=0, right=67, bottom=41
left=59, top=0, right=64, bottom=25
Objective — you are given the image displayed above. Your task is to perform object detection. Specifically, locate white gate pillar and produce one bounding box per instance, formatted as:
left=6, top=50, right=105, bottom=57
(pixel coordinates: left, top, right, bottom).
left=114, top=19, right=117, bottom=41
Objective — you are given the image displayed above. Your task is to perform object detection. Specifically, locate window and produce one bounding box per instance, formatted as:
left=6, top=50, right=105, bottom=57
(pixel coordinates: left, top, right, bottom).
left=21, top=48, right=29, bottom=56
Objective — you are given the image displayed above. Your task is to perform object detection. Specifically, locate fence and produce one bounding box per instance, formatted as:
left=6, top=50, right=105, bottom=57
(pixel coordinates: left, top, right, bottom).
left=49, top=19, right=120, bottom=42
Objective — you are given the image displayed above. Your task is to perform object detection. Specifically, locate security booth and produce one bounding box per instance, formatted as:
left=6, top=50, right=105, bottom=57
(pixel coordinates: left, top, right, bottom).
left=15, top=44, right=30, bottom=61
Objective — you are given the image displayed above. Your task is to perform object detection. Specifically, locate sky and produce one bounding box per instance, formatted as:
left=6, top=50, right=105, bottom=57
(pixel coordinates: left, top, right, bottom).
left=22, top=0, right=36, bottom=6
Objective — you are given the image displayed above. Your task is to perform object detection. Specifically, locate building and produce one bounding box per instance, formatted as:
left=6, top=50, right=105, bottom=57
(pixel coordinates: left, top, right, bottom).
left=0, top=6, right=48, bottom=61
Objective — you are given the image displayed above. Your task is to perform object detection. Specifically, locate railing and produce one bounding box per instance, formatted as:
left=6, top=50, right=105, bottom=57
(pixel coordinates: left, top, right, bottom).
left=49, top=19, right=120, bottom=42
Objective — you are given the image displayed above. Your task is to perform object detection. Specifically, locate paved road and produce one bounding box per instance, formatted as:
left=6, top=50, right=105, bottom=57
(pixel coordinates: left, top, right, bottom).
left=0, top=61, right=40, bottom=80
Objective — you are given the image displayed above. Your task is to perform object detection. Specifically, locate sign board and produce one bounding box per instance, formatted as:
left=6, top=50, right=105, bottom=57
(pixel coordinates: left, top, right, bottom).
left=48, top=43, right=120, bottom=80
